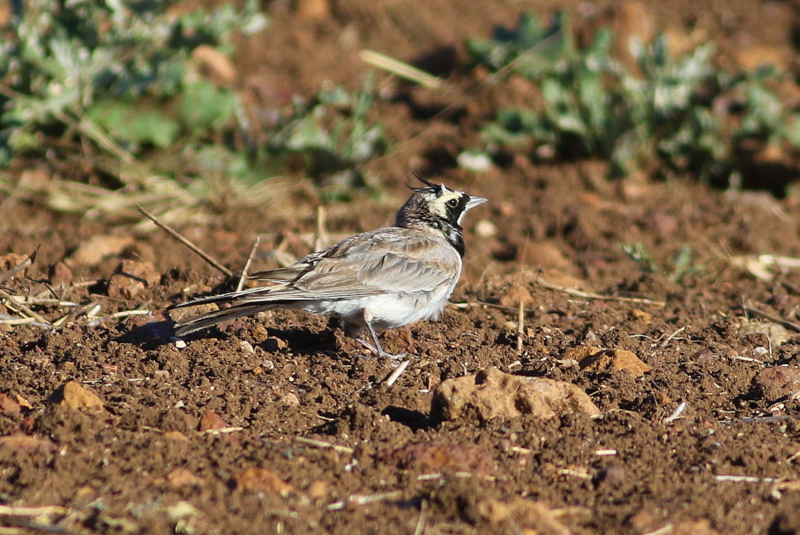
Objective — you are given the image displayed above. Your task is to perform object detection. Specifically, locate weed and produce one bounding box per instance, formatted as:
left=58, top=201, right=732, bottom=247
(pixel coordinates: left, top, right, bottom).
left=471, top=11, right=800, bottom=188
left=621, top=242, right=702, bottom=282
left=265, top=82, right=387, bottom=200
left=0, top=0, right=267, bottom=177
left=0, top=0, right=387, bottom=205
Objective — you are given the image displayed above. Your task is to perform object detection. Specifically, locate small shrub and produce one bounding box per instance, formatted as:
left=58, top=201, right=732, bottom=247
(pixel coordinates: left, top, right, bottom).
left=471, top=11, right=800, bottom=188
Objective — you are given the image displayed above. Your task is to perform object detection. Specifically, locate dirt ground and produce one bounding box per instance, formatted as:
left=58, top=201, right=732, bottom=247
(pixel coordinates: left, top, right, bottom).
left=4, top=0, right=800, bottom=534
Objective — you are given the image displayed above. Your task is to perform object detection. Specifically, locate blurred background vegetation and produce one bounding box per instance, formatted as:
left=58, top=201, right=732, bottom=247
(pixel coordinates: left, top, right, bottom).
left=1, top=0, right=799, bottom=217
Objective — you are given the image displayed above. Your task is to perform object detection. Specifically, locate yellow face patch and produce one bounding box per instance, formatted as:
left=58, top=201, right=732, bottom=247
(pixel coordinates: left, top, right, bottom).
left=427, top=188, right=462, bottom=219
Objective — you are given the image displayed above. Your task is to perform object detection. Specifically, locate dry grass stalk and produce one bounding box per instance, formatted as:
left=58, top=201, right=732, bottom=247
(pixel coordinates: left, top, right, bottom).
left=360, top=50, right=443, bottom=89
left=138, top=205, right=233, bottom=277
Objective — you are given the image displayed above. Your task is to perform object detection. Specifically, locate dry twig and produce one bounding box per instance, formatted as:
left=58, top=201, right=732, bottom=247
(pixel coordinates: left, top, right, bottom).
left=0, top=288, right=49, bottom=325
left=0, top=248, right=38, bottom=285
left=236, top=236, right=261, bottom=292
left=742, top=305, right=800, bottom=333
left=535, top=276, right=666, bottom=307
left=294, top=436, right=354, bottom=454
left=138, top=205, right=233, bottom=277
left=385, top=360, right=410, bottom=386
left=360, top=50, right=443, bottom=89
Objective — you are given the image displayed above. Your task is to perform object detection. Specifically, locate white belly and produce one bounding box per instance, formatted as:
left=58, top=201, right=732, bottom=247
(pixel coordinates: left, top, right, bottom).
left=292, top=282, right=456, bottom=331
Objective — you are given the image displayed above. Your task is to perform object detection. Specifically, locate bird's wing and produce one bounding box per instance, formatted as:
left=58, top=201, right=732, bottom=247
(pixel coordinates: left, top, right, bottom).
left=247, top=228, right=461, bottom=301
left=292, top=228, right=461, bottom=296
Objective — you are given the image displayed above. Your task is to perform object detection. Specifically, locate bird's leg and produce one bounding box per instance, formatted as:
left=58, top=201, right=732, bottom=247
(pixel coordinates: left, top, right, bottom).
left=355, top=309, right=409, bottom=362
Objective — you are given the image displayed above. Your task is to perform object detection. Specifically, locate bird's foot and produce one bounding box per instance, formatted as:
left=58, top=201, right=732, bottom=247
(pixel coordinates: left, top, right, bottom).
left=355, top=337, right=415, bottom=362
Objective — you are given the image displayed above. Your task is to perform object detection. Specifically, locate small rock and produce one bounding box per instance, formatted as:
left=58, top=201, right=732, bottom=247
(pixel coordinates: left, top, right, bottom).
left=164, top=430, right=189, bottom=441
left=306, top=480, right=328, bottom=499
left=457, top=151, right=492, bottom=172
left=107, top=259, right=161, bottom=299
left=431, top=367, right=600, bottom=422
left=262, top=337, right=287, bottom=352
left=233, top=467, right=293, bottom=495
left=0, top=253, right=28, bottom=278
left=57, top=381, right=104, bottom=411
left=70, top=235, right=134, bottom=266
left=278, top=393, right=300, bottom=406
left=0, top=393, right=20, bottom=413
left=570, top=346, right=651, bottom=378
left=629, top=508, right=658, bottom=532
left=738, top=320, right=792, bottom=346
left=15, top=394, right=32, bottom=410
left=753, top=367, right=800, bottom=402
left=48, top=262, right=73, bottom=285
left=0, top=434, right=57, bottom=453
left=630, top=309, right=653, bottom=324
left=74, top=486, right=95, bottom=500
left=165, top=502, right=200, bottom=523
left=477, top=498, right=571, bottom=535
left=474, top=219, right=498, bottom=238
left=378, top=442, right=494, bottom=476
left=167, top=468, right=205, bottom=488
left=124, top=311, right=173, bottom=344
left=198, top=409, right=228, bottom=431
left=673, top=519, right=720, bottom=535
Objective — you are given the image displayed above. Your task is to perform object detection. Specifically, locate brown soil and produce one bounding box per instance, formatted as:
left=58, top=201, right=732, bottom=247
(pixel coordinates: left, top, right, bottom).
left=3, top=1, right=800, bottom=534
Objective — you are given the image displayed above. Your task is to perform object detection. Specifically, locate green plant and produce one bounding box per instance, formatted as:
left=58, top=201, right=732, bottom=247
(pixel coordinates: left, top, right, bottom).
left=466, top=11, right=572, bottom=79
left=0, top=0, right=267, bottom=182
left=265, top=83, right=387, bottom=200
left=621, top=242, right=702, bottom=282
left=472, top=11, right=800, bottom=188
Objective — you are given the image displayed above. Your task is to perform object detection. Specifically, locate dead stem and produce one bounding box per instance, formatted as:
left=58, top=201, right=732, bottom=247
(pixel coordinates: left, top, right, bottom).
left=294, top=436, right=354, bottom=454
left=517, top=300, right=524, bottom=353
left=0, top=288, right=49, bottom=325
left=742, top=305, right=800, bottom=333
left=0, top=248, right=38, bottom=286
left=236, top=236, right=261, bottom=292
left=138, top=205, right=233, bottom=278
left=535, top=276, right=666, bottom=307
left=385, top=360, right=410, bottom=386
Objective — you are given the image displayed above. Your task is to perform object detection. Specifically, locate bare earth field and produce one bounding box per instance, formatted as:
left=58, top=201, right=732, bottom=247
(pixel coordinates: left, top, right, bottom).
left=3, top=1, right=800, bottom=534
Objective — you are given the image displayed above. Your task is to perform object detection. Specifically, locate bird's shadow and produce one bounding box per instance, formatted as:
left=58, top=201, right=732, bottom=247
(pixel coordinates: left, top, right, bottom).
left=115, top=313, right=175, bottom=349
left=115, top=310, right=339, bottom=355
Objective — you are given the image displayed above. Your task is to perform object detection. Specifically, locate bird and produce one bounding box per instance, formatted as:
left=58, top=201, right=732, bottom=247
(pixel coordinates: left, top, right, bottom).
left=170, top=176, right=487, bottom=359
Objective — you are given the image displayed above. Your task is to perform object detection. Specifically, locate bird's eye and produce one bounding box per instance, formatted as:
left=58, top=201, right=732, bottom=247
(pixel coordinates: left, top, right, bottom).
left=446, top=198, right=459, bottom=208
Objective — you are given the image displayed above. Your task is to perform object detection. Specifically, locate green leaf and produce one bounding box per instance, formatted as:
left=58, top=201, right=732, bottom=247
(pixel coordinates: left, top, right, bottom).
left=87, top=100, right=180, bottom=148
left=179, top=81, right=237, bottom=131
left=783, top=115, right=800, bottom=148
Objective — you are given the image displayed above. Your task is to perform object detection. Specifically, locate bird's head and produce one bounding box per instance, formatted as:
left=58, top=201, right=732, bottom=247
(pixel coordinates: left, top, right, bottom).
left=395, top=174, right=488, bottom=255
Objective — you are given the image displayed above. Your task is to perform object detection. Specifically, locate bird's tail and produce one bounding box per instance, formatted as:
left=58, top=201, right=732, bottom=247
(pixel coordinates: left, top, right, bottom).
left=171, top=302, right=280, bottom=337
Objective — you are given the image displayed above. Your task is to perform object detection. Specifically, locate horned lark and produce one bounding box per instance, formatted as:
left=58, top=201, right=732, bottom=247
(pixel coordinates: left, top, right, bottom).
left=170, top=177, right=487, bottom=359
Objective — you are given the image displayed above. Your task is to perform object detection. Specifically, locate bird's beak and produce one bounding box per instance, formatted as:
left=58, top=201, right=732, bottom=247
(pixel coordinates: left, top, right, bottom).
left=465, top=196, right=488, bottom=211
